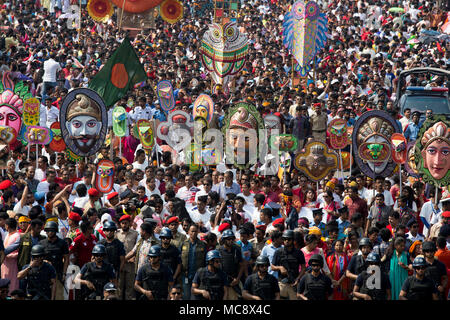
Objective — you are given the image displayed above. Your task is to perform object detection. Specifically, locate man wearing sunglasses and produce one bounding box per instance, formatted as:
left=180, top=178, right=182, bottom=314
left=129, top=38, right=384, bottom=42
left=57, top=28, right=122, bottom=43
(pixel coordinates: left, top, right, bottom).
left=406, top=220, right=425, bottom=242
left=353, top=252, right=391, bottom=300
left=399, top=256, right=439, bottom=300
left=169, top=285, right=182, bottom=300
left=191, top=250, right=229, bottom=300
left=243, top=255, right=280, bottom=300
left=297, top=254, right=333, bottom=300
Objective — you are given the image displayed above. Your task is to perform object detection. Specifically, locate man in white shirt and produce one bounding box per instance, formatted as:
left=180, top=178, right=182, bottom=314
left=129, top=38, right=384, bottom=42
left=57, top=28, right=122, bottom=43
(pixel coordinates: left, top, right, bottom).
left=420, top=192, right=442, bottom=238
left=237, top=181, right=255, bottom=214
left=399, top=108, right=411, bottom=132
left=41, top=53, right=61, bottom=99
left=129, top=97, right=153, bottom=123
left=42, top=97, right=59, bottom=128
left=132, top=149, right=148, bottom=171
left=188, top=195, right=212, bottom=231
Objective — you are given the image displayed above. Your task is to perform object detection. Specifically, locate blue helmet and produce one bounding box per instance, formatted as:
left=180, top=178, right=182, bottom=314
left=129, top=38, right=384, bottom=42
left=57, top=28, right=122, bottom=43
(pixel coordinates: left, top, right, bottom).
left=92, top=244, right=106, bottom=256
left=366, top=252, right=380, bottom=264
left=206, top=250, right=221, bottom=262
left=160, top=227, right=173, bottom=239
left=221, top=229, right=235, bottom=239
left=412, top=256, right=427, bottom=268
left=148, top=245, right=161, bottom=257
left=103, top=221, right=117, bottom=231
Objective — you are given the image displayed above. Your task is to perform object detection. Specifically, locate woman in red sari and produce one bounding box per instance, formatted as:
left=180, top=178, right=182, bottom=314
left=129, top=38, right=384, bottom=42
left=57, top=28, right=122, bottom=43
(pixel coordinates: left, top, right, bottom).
left=327, top=239, right=350, bottom=300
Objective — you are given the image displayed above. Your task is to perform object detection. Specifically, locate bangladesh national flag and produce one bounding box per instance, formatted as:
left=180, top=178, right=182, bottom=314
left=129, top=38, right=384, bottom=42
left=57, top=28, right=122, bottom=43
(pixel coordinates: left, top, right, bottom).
left=88, top=38, right=147, bottom=107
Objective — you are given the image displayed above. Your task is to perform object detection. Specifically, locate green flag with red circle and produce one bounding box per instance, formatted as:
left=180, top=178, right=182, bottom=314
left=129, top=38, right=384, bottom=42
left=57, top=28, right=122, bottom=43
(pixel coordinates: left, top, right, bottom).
left=88, top=37, right=147, bottom=107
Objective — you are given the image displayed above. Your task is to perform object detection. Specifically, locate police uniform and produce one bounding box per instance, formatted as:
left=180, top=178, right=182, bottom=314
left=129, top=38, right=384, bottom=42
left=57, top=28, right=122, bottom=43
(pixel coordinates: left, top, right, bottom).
left=218, top=244, right=243, bottom=300
left=192, top=266, right=229, bottom=300
left=98, top=238, right=126, bottom=275
left=21, top=261, right=57, bottom=300
left=401, top=275, right=438, bottom=300
left=116, top=227, right=139, bottom=300
left=180, top=238, right=207, bottom=300
left=272, top=246, right=306, bottom=300
left=310, top=111, right=328, bottom=142
left=171, top=231, right=187, bottom=250
left=424, top=259, right=447, bottom=300
left=79, top=261, right=116, bottom=300
left=39, top=237, right=69, bottom=300
left=243, top=272, right=280, bottom=300
left=355, top=269, right=391, bottom=300
left=160, top=244, right=182, bottom=276
left=297, top=271, right=333, bottom=300
left=135, top=262, right=174, bottom=300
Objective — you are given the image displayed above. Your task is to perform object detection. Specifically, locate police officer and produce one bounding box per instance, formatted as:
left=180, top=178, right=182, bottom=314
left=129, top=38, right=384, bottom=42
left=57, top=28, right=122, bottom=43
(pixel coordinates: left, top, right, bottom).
left=297, top=254, right=333, bottom=300
left=399, top=256, right=439, bottom=300
left=17, top=244, right=57, bottom=300
left=422, top=241, right=448, bottom=300
left=243, top=255, right=280, bottom=300
left=191, top=250, right=229, bottom=300
left=99, top=221, right=126, bottom=275
left=218, top=229, right=245, bottom=300
left=75, top=244, right=116, bottom=300
left=346, top=237, right=373, bottom=289
left=271, top=229, right=306, bottom=300
left=159, top=227, right=182, bottom=282
left=135, top=245, right=174, bottom=300
left=40, top=221, right=69, bottom=300
left=103, top=282, right=119, bottom=300
left=353, top=252, right=391, bottom=300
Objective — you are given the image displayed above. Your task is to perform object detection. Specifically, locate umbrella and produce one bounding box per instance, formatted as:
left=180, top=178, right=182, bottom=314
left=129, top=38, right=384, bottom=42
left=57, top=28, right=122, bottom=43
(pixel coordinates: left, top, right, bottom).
left=388, top=7, right=405, bottom=13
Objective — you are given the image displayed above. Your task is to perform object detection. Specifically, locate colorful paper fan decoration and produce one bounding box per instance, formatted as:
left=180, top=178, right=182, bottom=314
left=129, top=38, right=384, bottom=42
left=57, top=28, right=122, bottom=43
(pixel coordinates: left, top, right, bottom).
left=159, top=0, right=183, bottom=24
left=87, top=0, right=114, bottom=23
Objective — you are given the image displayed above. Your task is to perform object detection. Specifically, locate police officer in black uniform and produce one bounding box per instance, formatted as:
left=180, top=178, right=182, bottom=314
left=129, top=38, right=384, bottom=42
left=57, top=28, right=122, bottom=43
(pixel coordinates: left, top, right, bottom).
left=17, top=244, right=57, bottom=300
left=346, top=237, right=373, bottom=291
left=297, top=254, right=333, bottom=300
left=98, top=221, right=126, bottom=275
left=75, top=244, right=116, bottom=300
left=192, top=250, right=229, bottom=300
left=159, top=227, right=182, bottom=282
left=40, top=221, right=69, bottom=300
left=218, top=229, right=245, bottom=299
left=399, top=256, right=439, bottom=300
left=271, top=230, right=306, bottom=300
left=422, top=241, right=448, bottom=300
left=243, top=255, right=280, bottom=300
left=134, top=245, right=174, bottom=300
left=353, top=252, right=391, bottom=300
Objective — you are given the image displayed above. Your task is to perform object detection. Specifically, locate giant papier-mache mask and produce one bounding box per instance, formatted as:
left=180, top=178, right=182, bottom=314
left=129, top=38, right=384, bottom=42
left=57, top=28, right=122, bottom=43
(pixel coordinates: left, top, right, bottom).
left=294, top=141, right=338, bottom=181
left=352, top=110, right=401, bottom=178
left=60, top=88, right=107, bottom=157
left=415, top=116, right=450, bottom=186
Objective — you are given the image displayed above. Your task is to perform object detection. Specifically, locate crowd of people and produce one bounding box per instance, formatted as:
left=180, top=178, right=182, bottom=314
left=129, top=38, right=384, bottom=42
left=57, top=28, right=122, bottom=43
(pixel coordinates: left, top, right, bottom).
left=0, top=0, right=449, bottom=301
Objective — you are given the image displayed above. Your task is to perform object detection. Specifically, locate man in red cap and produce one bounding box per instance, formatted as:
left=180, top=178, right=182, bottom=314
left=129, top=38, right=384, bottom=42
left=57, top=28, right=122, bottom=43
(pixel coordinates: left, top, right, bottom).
left=84, top=188, right=101, bottom=211
left=67, top=211, right=82, bottom=240
left=106, top=192, right=119, bottom=208
left=310, top=101, right=327, bottom=142
left=0, top=179, right=13, bottom=192
left=116, top=214, right=139, bottom=300
left=165, top=216, right=186, bottom=249
left=429, top=211, right=450, bottom=240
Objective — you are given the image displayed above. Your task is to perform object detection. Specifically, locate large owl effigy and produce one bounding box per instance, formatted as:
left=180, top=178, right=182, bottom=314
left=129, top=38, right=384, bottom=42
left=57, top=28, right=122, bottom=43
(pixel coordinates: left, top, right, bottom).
left=200, top=21, right=248, bottom=95
left=283, top=1, right=328, bottom=77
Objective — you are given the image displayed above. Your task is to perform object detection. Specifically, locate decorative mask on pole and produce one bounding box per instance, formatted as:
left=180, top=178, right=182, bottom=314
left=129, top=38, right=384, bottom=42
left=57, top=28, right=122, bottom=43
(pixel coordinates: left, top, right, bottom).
left=112, top=106, right=127, bottom=137
left=25, top=126, right=52, bottom=145
left=327, top=118, right=349, bottom=149
left=95, top=159, right=115, bottom=194
left=391, top=133, right=407, bottom=164
left=157, top=80, right=175, bottom=113
left=23, top=97, right=40, bottom=126
left=137, top=119, right=155, bottom=151
left=352, top=110, right=401, bottom=178
left=60, top=88, right=107, bottom=157
left=294, top=141, right=338, bottom=181
left=269, top=134, right=298, bottom=152
left=415, top=116, right=450, bottom=186
left=49, top=122, right=66, bottom=153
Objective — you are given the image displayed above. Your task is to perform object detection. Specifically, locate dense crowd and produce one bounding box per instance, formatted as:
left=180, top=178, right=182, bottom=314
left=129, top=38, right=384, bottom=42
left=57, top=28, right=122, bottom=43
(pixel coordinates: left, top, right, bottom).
left=0, top=0, right=449, bottom=301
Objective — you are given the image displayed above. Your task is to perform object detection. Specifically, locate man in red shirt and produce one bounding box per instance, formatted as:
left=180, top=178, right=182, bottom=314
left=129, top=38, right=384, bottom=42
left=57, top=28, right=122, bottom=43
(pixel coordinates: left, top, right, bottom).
left=262, top=177, right=283, bottom=204
left=69, top=220, right=97, bottom=269
left=344, top=186, right=368, bottom=222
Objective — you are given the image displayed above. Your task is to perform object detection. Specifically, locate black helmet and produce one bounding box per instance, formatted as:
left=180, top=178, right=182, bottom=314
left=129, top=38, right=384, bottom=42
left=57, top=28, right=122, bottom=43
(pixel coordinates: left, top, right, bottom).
left=31, top=244, right=45, bottom=257
left=422, top=241, right=436, bottom=252
left=309, top=254, right=323, bottom=267
left=412, top=256, right=427, bottom=268
left=148, top=245, right=161, bottom=257
left=255, top=255, right=270, bottom=266
left=103, top=221, right=117, bottom=231
left=206, top=250, right=221, bottom=262
left=366, top=252, right=380, bottom=264
left=359, top=237, right=372, bottom=248
left=92, top=244, right=106, bottom=256
left=282, top=230, right=294, bottom=239
left=44, top=221, right=58, bottom=232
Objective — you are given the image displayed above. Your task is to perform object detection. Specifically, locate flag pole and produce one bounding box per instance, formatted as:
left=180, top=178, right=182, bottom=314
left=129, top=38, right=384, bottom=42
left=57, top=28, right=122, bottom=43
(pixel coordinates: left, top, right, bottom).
left=78, top=0, right=82, bottom=41
left=118, top=0, right=126, bottom=33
